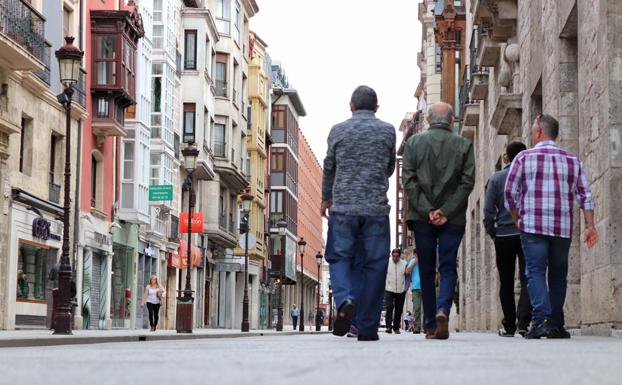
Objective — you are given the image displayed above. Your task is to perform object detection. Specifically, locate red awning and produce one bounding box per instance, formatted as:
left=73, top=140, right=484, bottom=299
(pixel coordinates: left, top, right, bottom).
left=168, top=240, right=202, bottom=269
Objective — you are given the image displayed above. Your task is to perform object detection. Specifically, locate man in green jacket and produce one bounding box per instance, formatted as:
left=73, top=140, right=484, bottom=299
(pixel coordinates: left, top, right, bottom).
left=401, top=102, right=475, bottom=340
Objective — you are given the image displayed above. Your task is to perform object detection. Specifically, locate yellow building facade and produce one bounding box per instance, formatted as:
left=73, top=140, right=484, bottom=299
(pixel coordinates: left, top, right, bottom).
left=234, top=32, right=270, bottom=328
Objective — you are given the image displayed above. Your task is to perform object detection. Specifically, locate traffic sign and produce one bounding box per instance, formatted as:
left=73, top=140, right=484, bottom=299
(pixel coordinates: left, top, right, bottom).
left=238, top=234, right=256, bottom=249
left=149, top=185, right=173, bottom=201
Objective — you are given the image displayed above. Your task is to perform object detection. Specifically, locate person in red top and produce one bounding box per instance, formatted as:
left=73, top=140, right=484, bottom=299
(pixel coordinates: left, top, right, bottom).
left=504, top=114, right=598, bottom=339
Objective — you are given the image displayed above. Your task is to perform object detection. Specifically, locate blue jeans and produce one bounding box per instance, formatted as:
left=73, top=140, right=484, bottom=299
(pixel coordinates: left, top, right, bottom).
left=325, top=213, right=390, bottom=336
left=412, top=220, right=465, bottom=332
left=520, top=232, right=571, bottom=328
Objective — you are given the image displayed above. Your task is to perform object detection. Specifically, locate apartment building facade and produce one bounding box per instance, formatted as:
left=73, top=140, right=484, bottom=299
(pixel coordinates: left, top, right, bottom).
left=0, top=0, right=87, bottom=329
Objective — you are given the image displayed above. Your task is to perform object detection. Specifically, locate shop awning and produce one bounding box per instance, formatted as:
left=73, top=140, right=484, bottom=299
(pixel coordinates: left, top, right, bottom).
left=168, top=240, right=202, bottom=269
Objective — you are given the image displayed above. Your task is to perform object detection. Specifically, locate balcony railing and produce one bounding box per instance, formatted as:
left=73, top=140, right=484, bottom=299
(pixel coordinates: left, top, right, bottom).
left=32, top=40, right=50, bottom=84
left=215, top=80, right=227, bottom=97
left=0, top=0, right=46, bottom=62
left=459, top=66, right=477, bottom=123
left=48, top=182, right=60, bottom=204
left=74, top=68, right=86, bottom=108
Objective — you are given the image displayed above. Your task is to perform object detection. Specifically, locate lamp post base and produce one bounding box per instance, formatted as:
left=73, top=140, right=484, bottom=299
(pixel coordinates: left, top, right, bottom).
left=176, top=291, right=194, bottom=333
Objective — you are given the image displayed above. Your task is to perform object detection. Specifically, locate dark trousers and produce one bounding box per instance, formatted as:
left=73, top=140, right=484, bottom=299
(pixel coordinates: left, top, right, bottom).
left=412, top=220, right=465, bottom=332
left=325, top=213, right=391, bottom=337
left=146, top=302, right=161, bottom=327
left=494, top=235, right=532, bottom=332
left=384, top=291, right=406, bottom=330
left=292, top=316, right=298, bottom=330
left=520, top=232, right=571, bottom=328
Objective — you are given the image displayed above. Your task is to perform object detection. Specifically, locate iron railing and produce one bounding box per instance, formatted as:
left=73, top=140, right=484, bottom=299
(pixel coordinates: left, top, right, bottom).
left=32, top=40, right=50, bottom=83
left=0, top=0, right=45, bottom=62
left=470, top=28, right=489, bottom=77
left=459, top=65, right=478, bottom=122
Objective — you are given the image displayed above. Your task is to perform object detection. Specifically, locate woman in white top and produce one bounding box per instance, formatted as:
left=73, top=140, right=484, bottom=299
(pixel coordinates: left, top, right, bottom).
left=141, top=275, right=165, bottom=331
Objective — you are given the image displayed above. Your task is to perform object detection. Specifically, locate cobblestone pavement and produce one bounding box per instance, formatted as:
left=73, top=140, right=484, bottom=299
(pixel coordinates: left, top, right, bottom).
left=0, top=332, right=621, bottom=385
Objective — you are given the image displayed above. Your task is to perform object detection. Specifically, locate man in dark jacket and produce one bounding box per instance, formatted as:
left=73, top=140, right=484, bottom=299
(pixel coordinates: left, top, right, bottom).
left=484, top=141, right=532, bottom=337
left=402, top=102, right=474, bottom=340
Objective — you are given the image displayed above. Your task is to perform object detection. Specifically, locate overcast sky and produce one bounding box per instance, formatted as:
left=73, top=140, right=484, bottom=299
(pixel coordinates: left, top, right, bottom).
left=252, top=0, right=422, bottom=247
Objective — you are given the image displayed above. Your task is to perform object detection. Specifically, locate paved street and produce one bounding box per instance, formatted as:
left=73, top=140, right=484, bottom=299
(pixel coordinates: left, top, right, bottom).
left=1, top=332, right=621, bottom=385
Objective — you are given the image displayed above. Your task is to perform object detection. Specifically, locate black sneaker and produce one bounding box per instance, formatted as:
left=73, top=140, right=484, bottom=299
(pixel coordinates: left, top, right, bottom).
left=518, top=328, right=528, bottom=337
left=524, top=322, right=550, bottom=339
left=332, top=299, right=355, bottom=337
left=358, top=333, right=379, bottom=341
left=498, top=327, right=515, bottom=337
left=548, top=327, right=571, bottom=339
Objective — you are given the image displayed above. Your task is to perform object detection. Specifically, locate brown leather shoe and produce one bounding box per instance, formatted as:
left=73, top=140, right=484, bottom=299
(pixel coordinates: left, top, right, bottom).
left=385, top=328, right=392, bottom=334
left=425, top=331, right=436, bottom=339
left=393, top=329, right=401, bottom=334
left=413, top=327, right=421, bottom=334
left=435, top=311, right=449, bottom=340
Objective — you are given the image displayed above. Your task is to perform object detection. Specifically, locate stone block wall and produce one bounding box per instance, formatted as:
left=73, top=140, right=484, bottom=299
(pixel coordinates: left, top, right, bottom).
left=458, top=0, right=622, bottom=334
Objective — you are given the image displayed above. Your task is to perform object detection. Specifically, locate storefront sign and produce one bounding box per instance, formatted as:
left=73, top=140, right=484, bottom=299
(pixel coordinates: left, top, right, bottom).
left=215, top=263, right=242, bottom=272
left=179, top=212, right=204, bottom=233
left=32, top=217, right=50, bottom=240
left=149, top=185, right=173, bottom=201
left=94, top=232, right=111, bottom=246
left=168, top=240, right=202, bottom=269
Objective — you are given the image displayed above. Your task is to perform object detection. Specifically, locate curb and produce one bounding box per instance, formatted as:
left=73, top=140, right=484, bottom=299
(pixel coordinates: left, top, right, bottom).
left=0, top=330, right=331, bottom=349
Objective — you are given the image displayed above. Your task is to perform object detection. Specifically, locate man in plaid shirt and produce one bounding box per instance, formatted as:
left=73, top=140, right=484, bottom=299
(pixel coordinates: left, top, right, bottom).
left=504, top=114, right=598, bottom=339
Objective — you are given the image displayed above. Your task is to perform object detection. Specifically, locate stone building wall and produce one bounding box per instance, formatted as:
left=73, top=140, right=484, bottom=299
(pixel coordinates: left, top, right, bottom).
left=458, top=0, right=622, bottom=335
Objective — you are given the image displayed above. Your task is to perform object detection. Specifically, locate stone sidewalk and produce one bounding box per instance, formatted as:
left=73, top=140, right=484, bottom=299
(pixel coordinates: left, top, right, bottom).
left=0, top=326, right=329, bottom=348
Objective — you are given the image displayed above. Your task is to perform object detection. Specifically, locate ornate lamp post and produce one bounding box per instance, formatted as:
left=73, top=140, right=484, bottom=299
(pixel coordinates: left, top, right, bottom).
left=297, top=237, right=306, bottom=332
left=275, top=220, right=287, bottom=332
left=315, top=252, right=323, bottom=331
left=177, top=144, right=199, bottom=333
left=53, top=37, right=83, bottom=335
left=328, top=284, right=333, bottom=332
left=240, top=192, right=253, bottom=332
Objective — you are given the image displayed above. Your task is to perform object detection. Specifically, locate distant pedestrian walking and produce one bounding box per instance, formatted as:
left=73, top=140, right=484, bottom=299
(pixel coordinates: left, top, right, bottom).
left=322, top=85, right=396, bottom=341
left=291, top=304, right=300, bottom=330
left=504, top=114, right=598, bottom=339
left=384, top=248, right=407, bottom=334
left=141, top=275, right=165, bottom=331
left=405, top=250, right=422, bottom=334
left=402, top=102, right=475, bottom=340
left=484, top=141, right=532, bottom=337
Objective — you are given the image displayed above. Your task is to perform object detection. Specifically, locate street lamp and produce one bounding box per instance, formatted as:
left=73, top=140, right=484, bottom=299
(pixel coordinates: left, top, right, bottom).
left=177, top=144, right=199, bottom=333
left=240, top=191, right=254, bottom=332
left=53, top=37, right=83, bottom=335
left=328, top=285, right=333, bottom=332
left=298, top=237, right=306, bottom=332
left=315, top=252, right=323, bottom=331
left=276, top=220, right=287, bottom=332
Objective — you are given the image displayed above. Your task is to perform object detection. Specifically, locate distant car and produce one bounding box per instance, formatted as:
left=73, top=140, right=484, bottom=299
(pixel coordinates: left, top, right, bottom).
left=379, top=310, right=386, bottom=328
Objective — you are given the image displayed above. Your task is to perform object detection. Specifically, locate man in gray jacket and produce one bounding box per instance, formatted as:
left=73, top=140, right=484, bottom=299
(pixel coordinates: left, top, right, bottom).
left=322, top=85, right=396, bottom=341
left=483, top=141, right=532, bottom=337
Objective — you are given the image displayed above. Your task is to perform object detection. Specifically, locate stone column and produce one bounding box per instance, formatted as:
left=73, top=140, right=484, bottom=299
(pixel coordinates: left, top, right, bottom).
left=73, top=244, right=84, bottom=330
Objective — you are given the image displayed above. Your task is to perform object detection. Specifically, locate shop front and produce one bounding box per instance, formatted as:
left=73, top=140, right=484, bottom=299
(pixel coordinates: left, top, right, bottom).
left=111, top=223, right=138, bottom=329
left=136, top=240, right=159, bottom=329
left=7, top=190, right=64, bottom=329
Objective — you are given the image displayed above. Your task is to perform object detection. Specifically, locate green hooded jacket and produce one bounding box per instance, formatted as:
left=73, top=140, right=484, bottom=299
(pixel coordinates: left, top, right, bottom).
left=401, top=123, right=475, bottom=226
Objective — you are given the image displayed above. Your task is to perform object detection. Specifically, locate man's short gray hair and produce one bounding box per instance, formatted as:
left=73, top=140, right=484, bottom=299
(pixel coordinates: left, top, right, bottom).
left=428, top=104, right=453, bottom=125
left=536, top=114, right=559, bottom=139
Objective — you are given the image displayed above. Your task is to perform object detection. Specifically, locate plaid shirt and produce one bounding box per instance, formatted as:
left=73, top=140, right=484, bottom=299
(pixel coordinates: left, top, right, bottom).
left=504, top=140, right=595, bottom=238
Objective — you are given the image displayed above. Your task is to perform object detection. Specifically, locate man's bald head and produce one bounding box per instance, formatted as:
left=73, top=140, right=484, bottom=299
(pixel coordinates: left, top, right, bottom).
left=427, top=102, right=454, bottom=125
